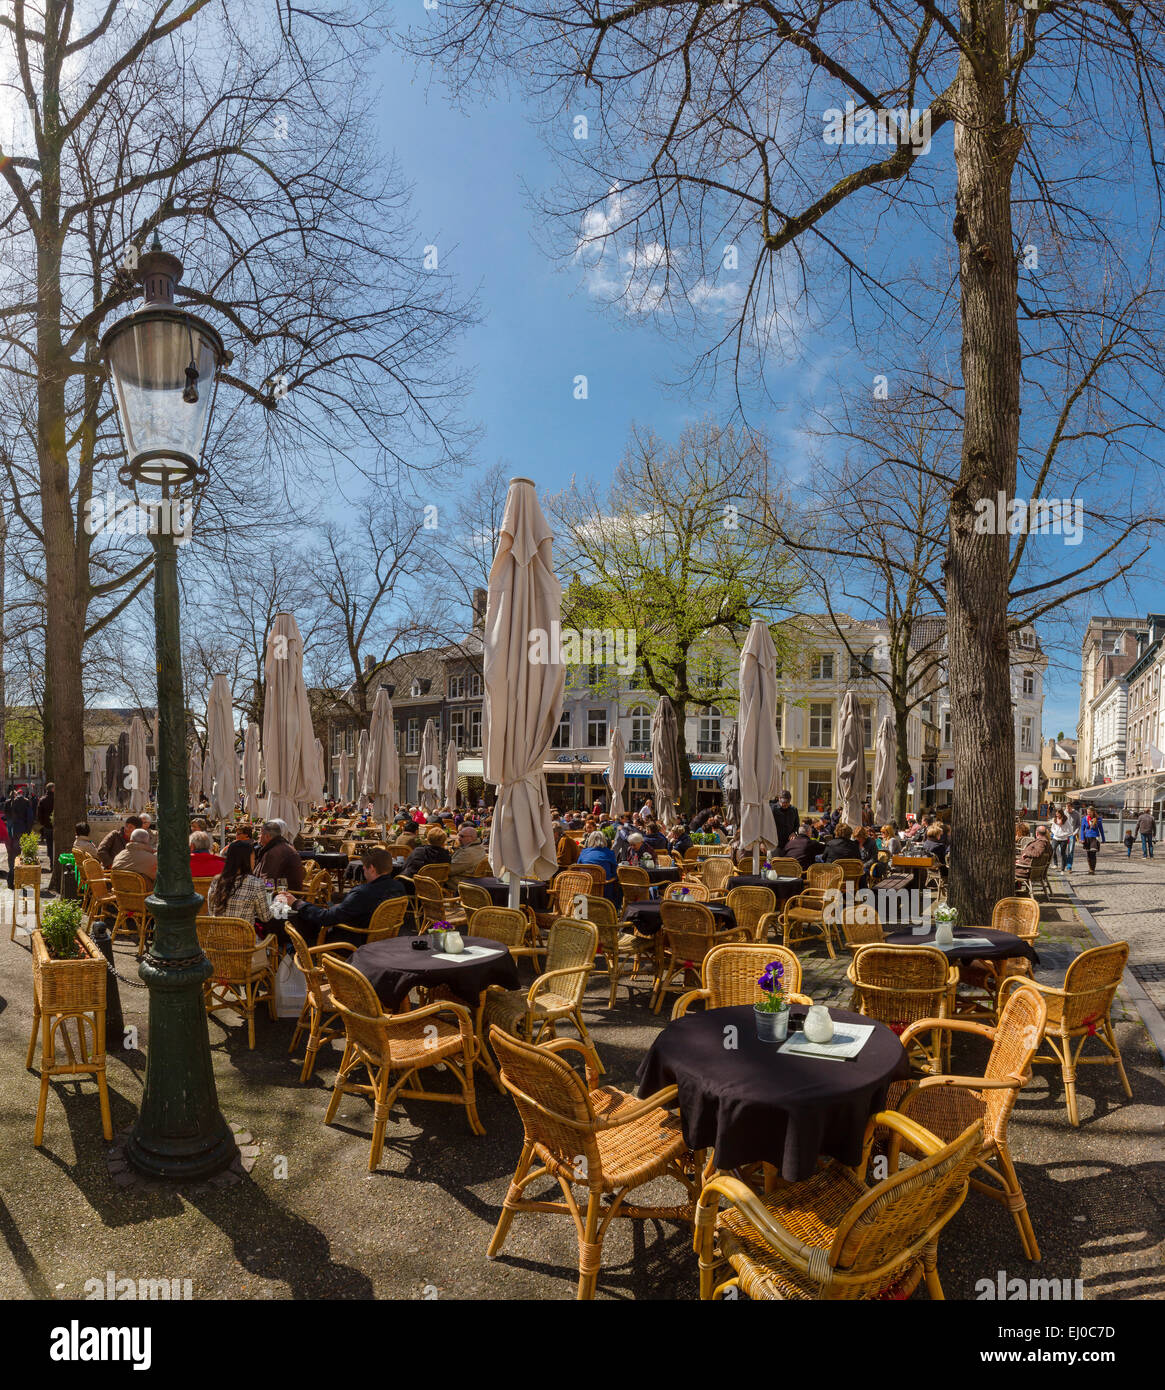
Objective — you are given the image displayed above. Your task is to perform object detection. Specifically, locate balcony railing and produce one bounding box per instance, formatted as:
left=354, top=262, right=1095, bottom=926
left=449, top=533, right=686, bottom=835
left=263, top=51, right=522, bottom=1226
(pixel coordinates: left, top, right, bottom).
left=626, top=739, right=650, bottom=755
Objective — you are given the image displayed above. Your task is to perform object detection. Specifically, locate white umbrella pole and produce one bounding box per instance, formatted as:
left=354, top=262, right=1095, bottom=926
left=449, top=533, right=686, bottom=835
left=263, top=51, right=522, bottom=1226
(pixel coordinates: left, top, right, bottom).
left=753, top=845, right=760, bottom=875
left=508, top=870, right=521, bottom=911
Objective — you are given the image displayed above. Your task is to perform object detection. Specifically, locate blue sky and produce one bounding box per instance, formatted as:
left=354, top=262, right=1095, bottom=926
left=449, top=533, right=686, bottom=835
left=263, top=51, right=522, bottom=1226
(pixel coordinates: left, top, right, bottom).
left=371, top=47, right=1161, bottom=743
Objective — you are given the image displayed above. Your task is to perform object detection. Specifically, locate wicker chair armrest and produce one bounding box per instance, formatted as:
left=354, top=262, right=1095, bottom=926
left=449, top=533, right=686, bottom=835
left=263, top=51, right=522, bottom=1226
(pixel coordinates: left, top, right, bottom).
left=308, top=941, right=356, bottom=956
left=719, top=928, right=750, bottom=944
left=694, top=1175, right=819, bottom=1271
left=867, top=1110, right=948, bottom=1158
left=999, top=976, right=1063, bottom=1004
left=898, top=1015, right=996, bottom=1047
left=592, top=1085, right=681, bottom=1130
left=672, top=988, right=710, bottom=1019
left=393, top=999, right=475, bottom=1034
left=789, top=991, right=813, bottom=1007
left=537, top=1036, right=603, bottom=1087
left=910, top=1073, right=1023, bottom=1094
left=527, top=963, right=595, bottom=1002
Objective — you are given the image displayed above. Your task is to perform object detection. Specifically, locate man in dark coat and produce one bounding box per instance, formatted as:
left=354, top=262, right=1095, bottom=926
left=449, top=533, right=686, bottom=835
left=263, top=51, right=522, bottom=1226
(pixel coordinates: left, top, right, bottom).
left=37, top=783, right=55, bottom=861
left=7, top=786, right=34, bottom=840
left=279, top=847, right=409, bottom=947
left=96, top=816, right=143, bottom=869
left=782, top=823, right=821, bottom=871
left=770, top=790, right=799, bottom=852
left=255, top=819, right=305, bottom=891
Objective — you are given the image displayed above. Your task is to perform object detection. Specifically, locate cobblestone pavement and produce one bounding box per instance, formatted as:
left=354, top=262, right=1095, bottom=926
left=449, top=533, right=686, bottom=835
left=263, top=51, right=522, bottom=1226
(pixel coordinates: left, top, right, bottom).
left=1051, top=851, right=1165, bottom=1014
left=0, top=868, right=1160, bottom=1301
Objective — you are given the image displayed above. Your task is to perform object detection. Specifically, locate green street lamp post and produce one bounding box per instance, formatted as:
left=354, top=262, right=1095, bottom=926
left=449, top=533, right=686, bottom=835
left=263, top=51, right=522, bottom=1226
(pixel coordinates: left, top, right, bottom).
left=101, top=237, right=237, bottom=1179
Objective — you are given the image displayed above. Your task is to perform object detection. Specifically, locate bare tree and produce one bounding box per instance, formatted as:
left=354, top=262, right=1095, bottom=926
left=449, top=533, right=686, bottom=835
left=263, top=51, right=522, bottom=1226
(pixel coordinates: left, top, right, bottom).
left=405, top=0, right=1165, bottom=918
left=0, top=1, right=476, bottom=861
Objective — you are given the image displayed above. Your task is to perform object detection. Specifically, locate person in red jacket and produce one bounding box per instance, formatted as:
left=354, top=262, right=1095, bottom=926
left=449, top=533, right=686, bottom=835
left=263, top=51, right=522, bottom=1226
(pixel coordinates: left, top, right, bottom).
left=188, top=830, right=226, bottom=878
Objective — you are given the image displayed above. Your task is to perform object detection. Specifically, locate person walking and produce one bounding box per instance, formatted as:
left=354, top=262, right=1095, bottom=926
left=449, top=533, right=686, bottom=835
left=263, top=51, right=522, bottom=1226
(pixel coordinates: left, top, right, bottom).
left=1079, top=807, right=1105, bottom=874
left=1049, top=809, right=1073, bottom=871
left=1136, top=809, right=1156, bottom=859
left=1064, top=801, right=1081, bottom=872
left=37, top=783, right=54, bottom=863
left=1124, top=825, right=1135, bottom=859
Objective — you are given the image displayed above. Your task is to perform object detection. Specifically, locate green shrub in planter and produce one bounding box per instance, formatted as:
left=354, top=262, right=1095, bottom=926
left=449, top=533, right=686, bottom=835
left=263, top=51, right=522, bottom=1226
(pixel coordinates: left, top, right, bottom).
left=40, top=899, right=86, bottom=961
left=19, top=831, right=40, bottom=865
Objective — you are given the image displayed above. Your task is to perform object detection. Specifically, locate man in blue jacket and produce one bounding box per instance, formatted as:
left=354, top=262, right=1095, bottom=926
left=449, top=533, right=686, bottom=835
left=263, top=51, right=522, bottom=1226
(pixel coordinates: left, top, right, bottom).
left=278, top=847, right=410, bottom=946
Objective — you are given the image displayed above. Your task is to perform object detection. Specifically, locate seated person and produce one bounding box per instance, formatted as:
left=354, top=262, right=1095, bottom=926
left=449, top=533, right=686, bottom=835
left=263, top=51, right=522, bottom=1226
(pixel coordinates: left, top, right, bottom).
left=111, top=828, right=158, bottom=890
left=642, top=821, right=669, bottom=853
left=782, top=822, right=821, bottom=871
left=618, top=831, right=656, bottom=868
left=555, top=821, right=580, bottom=866
left=447, top=824, right=485, bottom=892
left=189, top=830, right=226, bottom=878
left=72, top=821, right=98, bottom=858
left=96, top=815, right=142, bottom=870
left=821, top=823, right=863, bottom=864
left=879, top=822, right=904, bottom=856
left=577, top=830, right=618, bottom=897
left=255, top=819, right=305, bottom=891
left=279, top=848, right=410, bottom=947
left=853, top=825, right=879, bottom=864
left=400, top=825, right=452, bottom=878
left=667, top=824, right=693, bottom=857
left=207, top=839, right=273, bottom=938
left=1016, top=825, right=1052, bottom=869
left=921, top=822, right=948, bottom=867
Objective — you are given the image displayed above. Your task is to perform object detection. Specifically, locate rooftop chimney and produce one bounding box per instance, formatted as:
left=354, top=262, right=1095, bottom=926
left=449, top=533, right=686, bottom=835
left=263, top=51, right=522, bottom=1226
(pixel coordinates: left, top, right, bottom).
left=363, top=654, right=375, bottom=674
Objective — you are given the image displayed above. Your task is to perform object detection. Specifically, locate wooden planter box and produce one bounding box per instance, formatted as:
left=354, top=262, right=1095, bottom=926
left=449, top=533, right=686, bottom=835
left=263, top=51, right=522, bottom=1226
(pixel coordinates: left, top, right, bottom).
left=14, top=862, right=41, bottom=890
left=31, top=929, right=107, bottom=1014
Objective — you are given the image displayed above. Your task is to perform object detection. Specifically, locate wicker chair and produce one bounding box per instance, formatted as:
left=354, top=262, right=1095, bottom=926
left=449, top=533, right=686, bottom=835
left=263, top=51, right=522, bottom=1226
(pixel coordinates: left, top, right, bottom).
left=779, top=865, right=843, bottom=959
left=767, top=857, right=804, bottom=879
left=700, top=856, right=735, bottom=898
left=483, top=918, right=602, bottom=1068
left=285, top=925, right=356, bottom=1082
left=459, top=882, right=495, bottom=916
left=835, top=903, right=886, bottom=956
left=197, top=916, right=279, bottom=1049
left=552, top=869, right=594, bottom=918
left=321, top=953, right=484, bottom=1169
left=664, top=879, right=710, bottom=902
left=999, top=941, right=1132, bottom=1126
left=848, top=944, right=957, bottom=1073
left=317, top=894, right=409, bottom=948
left=471, top=906, right=544, bottom=969
left=487, top=1029, right=696, bottom=1299
left=888, top=983, right=1048, bottom=1260
left=616, top=866, right=651, bottom=906
left=79, top=857, right=115, bottom=932
left=694, top=1114, right=983, bottom=1299
left=956, top=896, right=1041, bottom=1014
left=655, top=852, right=674, bottom=866
left=652, top=900, right=749, bottom=1014
left=191, top=875, right=215, bottom=920
left=415, top=874, right=467, bottom=929
left=109, top=869, right=154, bottom=957
left=414, top=863, right=451, bottom=888
left=834, top=858, right=867, bottom=888
left=572, top=863, right=608, bottom=894
left=726, top=886, right=777, bottom=942
left=672, top=944, right=812, bottom=1018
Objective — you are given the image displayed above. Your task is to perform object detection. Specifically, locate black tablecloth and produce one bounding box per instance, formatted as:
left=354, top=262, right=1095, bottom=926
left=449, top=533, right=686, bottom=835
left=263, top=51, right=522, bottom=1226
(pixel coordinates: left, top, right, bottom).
left=350, top=934, right=520, bottom=1012
left=637, top=1003, right=910, bottom=1181
left=644, top=866, right=682, bottom=884
left=461, top=877, right=551, bottom=913
left=727, top=874, right=803, bottom=905
left=883, top=927, right=1039, bottom=966
left=298, top=851, right=349, bottom=873
left=622, top=900, right=737, bottom=937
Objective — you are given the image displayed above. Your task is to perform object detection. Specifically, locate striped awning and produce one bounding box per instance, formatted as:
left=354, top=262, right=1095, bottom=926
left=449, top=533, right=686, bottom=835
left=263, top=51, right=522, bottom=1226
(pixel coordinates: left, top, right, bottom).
left=457, top=758, right=484, bottom=778
left=621, top=760, right=726, bottom=783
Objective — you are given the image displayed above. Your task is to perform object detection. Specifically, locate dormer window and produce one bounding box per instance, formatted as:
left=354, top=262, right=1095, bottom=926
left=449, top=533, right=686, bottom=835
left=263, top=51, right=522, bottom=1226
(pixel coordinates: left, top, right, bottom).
left=410, top=678, right=422, bottom=698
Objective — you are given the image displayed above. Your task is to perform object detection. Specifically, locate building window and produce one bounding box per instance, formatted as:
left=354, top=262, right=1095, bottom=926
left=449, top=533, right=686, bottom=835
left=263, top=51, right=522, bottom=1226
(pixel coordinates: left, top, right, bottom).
left=849, top=650, right=874, bottom=680
left=345, top=727, right=354, bottom=755
left=393, top=721, right=401, bottom=751
left=809, top=702, right=832, bottom=748
left=860, top=703, right=873, bottom=750
left=587, top=708, right=608, bottom=747
left=1020, top=716, right=1034, bottom=752
left=1022, top=668, right=1034, bottom=697
left=551, top=711, right=571, bottom=749
left=448, top=673, right=466, bottom=699
left=449, top=710, right=465, bottom=748
left=807, top=771, right=833, bottom=811
left=410, top=678, right=423, bottom=697
left=698, top=706, right=722, bottom=755
left=468, top=672, right=482, bottom=698
left=406, top=718, right=419, bottom=754
left=586, top=664, right=602, bottom=688
left=942, top=712, right=951, bottom=746
left=810, top=653, right=834, bottom=681
left=468, top=709, right=482, bottom=748
left=331, top=727, right=342, bottom=756
left=629, top=704, right=651, bottom=754
left=1020, top=629, right=1035, bottom=648
left=775, top=706, right=783, bottom=747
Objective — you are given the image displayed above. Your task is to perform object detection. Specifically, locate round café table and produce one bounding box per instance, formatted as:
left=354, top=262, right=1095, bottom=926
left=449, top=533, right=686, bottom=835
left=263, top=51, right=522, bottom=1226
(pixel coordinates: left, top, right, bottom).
left=298, top=850, right=349, bottom=900
left=462, top=877, right=551, bottom=914
left=621, top=899, right=737, bottom=938
left=644, top=866, right=682, bottom=885
left=883, top=927, right=1039, bottom=967
left=350, top=934, right=520, bottom=1012
left=637, top=1003, right=910, bottom=1182
left=726, top=873, right=803, bottom=907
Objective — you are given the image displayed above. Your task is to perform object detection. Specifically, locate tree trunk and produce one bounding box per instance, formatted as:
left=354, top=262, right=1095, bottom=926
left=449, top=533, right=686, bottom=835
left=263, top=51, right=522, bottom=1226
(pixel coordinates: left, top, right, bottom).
left=946, top=2, right=1022, bottom=922
left=894, top=697, right=912, bottom=826
left=674, top=698, right=692, bottom=819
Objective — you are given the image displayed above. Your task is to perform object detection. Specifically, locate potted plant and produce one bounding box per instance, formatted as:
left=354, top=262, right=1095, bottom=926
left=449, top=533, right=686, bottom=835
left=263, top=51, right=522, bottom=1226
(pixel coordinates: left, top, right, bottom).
left=32, top=900, right=107, bottom=1011
left=932, top=902, right=958, bottom=946
left=19, top=831, right=40, bottom=865
left=754, top=959, right=790, bottom=1041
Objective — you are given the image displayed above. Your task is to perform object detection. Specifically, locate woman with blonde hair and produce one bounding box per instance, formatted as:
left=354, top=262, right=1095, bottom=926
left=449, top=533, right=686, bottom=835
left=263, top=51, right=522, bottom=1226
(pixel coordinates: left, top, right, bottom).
left=400, top=824, right=451, bottom=877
